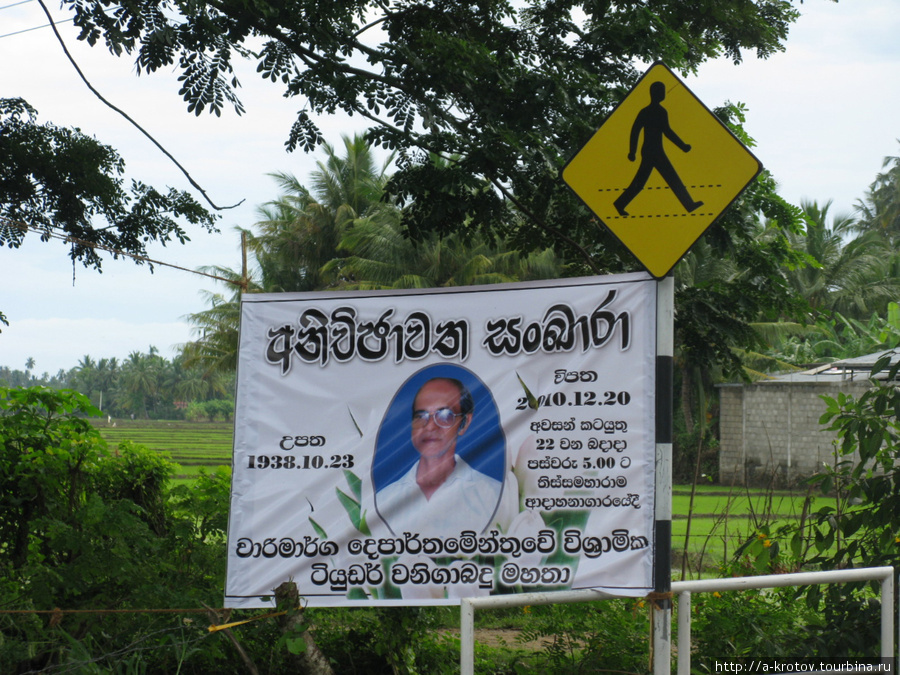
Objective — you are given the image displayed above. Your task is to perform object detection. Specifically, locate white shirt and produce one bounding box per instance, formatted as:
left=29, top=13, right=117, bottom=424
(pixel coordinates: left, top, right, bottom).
left=376, top=455, right=502, bottom=538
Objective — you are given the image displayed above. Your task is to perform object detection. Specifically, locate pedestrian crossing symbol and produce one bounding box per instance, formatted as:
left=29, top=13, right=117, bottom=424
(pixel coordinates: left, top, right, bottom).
left=562, top=61, right=763, bottom=279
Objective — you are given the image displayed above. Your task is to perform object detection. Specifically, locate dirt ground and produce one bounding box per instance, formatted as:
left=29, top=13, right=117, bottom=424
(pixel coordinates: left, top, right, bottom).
left=448, top=628, right=548, bottom=650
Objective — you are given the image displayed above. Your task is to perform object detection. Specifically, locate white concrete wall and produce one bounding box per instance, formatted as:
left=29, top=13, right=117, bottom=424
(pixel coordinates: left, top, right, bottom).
left=718, top=381, right=871, bottom=485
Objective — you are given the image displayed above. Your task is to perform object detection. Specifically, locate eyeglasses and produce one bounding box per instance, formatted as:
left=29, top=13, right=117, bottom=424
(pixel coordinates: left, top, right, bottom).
left=412, top=408, right=465, bottom=428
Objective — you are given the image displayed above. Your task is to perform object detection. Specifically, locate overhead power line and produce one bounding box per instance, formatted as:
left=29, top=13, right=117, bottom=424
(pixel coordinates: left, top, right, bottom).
left=0, top=215, right=242, bottom=288
left=0, top=16, right=73, bottom=39
left=2, top=0, right=244, bottom=212
left=0, top=0, right=35, bottom=11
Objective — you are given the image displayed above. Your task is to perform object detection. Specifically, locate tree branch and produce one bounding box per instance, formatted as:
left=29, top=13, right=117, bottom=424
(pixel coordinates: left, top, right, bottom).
left=490, top=178, right=600, bottom=274
left=36, top=0, right=243, bottom=212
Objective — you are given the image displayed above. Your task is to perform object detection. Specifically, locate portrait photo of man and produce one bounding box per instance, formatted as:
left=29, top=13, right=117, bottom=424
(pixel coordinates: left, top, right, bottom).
left=374, top=367, right=505, bottom=538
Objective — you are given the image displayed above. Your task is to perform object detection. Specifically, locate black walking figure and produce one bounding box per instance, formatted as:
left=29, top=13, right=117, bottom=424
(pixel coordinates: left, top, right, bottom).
left=613, top=81, right=704, bottom=217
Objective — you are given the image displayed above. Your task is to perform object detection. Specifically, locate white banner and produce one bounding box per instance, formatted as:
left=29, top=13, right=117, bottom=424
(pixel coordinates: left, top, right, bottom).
left=225, top=273, right=657, bottom=607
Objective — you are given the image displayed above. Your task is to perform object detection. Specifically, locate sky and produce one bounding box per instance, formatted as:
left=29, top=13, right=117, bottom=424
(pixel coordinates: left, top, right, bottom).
left=1, top=0, right=899, bottom=376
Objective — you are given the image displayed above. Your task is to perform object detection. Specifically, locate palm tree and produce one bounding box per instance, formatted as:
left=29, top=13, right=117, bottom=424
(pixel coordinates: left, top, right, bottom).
left=182, top=267, right=248, bottom=374
left=172, top=351, right=230, bottom=403
left=94, top=357, right=118, bottom=412
left=672, top=236, right=745, bottom=439
left=183, top=135, right=398, bottom=372
left=74, top=355, right=97, bottom=399
left=119, top=351, right=160, bottom=419
left=251, top=134, right=396, bottom=292
left=854, top=150, right=900, bottom=244
left=322, top=150, right=561, bottom=289
left=786, top=200, right=897, bottom=320
left=326, top=216, right=560, bottom=289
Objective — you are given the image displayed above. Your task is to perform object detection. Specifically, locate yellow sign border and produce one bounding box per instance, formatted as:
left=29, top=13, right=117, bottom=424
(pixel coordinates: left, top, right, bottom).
left=561, top=61, right=763, bottom=278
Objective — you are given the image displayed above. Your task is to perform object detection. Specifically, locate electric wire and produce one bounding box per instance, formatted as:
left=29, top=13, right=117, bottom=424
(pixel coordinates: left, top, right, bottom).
left=2, top=0, right=242, bottom=212
left=0, top=16, right=73, bottom=39
left=0, top=0, right=35, bottom=11
left=0, top=215, right=243, bottom=288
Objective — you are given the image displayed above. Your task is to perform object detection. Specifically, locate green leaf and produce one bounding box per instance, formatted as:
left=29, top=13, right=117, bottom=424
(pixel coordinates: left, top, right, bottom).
left=871, top=355, right=891, bottom=377
left=344, top=469, right=363, bottom=502
left=285, top=636, right=307, bottom=654
left=516, top=372, right=540, bottom=410
left=790, top=533, right=802, bottom=559
left=336, top=487, right=363, bottom=532
left=309, top=517, right=328, bottom=539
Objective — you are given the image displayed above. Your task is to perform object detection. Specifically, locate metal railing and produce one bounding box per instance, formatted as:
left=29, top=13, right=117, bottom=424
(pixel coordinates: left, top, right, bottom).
left=459, top=566, right=895, bottom=675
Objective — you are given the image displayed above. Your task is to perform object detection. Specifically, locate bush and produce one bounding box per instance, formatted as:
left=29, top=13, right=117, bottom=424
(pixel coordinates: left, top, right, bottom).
left=0, top=387, right=230, bottom=673
left=185, top=399, right=234, bottom=422
left=516, top=600, right=651, bottom=674
left=691, top=587, right=822, bottom=664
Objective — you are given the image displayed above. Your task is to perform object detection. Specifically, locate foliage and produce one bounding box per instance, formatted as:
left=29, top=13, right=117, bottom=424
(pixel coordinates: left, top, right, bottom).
left=0, top=386, right=231, bottom=673
left=7, top=394, right=886, bottom=669
left=184, top=136, right=563, bottom=371
left=786, top=200, right=899, bottom=320
left=690, top=587, right=822, bottom=661
left=716, top=354, right=900, bottom=656
left=327, top=217, right=563, bottom=290
left=674, top=162, right=807, bottom=382
left=181, top=278, right=247, bottom=374
left=0, top=98, right=218, bottom=270
left=755, top=149, right=900, bottom=371
left=253, top=135, right=397, bottom=293
left=766, top=303, right=900, bottom=365
left=0, top=387, right=465, bottom=673
left=310, top=607, right=458, bottom=675
left=0, top=386, right=105, bottom=571
left=516, top=600, right=650, bottom=674
left=672, top=406, right=719, bottom=484
left=185, top=398, right=235, bottom=422
left=812, top=354, right=900, bottom=572
left=0, top=349, right=235, bottom=419
left=95, top=0, right=811, bottom=386
left=854, top=147, right=900, bottom=245
left=93, top=439, right=174, bottom=535
left=59, top=0, right=799, bottom=264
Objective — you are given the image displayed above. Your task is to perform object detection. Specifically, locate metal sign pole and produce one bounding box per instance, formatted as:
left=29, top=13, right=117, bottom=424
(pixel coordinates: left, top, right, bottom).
left=653, top=275, right=674, bottom=674
left=560, top=61, right=763, bottom=673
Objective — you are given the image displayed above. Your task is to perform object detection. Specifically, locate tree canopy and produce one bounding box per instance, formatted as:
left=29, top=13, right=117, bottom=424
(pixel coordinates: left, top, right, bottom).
left=60, top=0, right=802, bottom=257
left=183, top=135, right=564, bottom=372
left=0, top=98, right=218, bottom=270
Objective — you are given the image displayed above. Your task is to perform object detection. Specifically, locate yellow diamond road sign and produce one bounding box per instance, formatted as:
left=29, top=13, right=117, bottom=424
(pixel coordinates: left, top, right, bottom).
left=562, top=61, right=762, bottom=279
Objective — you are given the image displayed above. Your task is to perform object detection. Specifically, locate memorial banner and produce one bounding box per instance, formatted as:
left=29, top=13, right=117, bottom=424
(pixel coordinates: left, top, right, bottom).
left=225, top=272, right=657, bottom=607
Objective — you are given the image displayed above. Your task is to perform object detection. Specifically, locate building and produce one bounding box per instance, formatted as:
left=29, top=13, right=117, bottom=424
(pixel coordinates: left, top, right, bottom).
left=717, top=351, right=899, bottom=486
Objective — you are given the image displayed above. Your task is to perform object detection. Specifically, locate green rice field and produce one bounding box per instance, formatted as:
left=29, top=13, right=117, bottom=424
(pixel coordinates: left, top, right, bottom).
left=93, top=420, right=831, bottom=571
left=671, top=484, right=830, bottom=572
left=93, top=419, right=234, bottom=481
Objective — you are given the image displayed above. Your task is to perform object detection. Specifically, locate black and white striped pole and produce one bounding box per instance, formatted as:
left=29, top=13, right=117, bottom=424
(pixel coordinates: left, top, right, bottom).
left=653, top=274, right=674, bottom=674
left=560, top=61, right=763, bottom=673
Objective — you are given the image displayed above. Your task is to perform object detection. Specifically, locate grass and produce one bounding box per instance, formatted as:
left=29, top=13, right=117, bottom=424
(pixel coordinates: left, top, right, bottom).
left=92, top=419, right=831, bottom=571
left=93, top=419, right=233, bottom=484
left=672, top=483, right=826, bottom=573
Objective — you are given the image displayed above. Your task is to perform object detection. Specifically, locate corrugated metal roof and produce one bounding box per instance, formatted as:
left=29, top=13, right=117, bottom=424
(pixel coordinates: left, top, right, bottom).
left=718, top=350, right=900, bottom=386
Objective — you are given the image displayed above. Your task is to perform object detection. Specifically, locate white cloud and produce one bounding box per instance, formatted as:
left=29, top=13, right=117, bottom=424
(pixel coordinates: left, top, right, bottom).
left=2, top=317, right=192, bottom=376
left=2, top=0, right=899, bottom=374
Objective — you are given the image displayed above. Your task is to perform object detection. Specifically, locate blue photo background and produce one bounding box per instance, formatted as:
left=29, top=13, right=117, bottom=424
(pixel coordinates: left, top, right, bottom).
left=372, top=364, right=506, bottom=491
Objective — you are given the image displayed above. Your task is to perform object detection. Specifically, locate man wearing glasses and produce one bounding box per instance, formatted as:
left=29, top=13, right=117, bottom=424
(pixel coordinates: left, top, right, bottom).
left=377, top=377, right=502, bottom=538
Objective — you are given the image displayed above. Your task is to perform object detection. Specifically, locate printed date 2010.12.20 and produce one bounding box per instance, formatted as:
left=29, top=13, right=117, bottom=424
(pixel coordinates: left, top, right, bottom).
left=516, top=390, right=631, bottom=410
